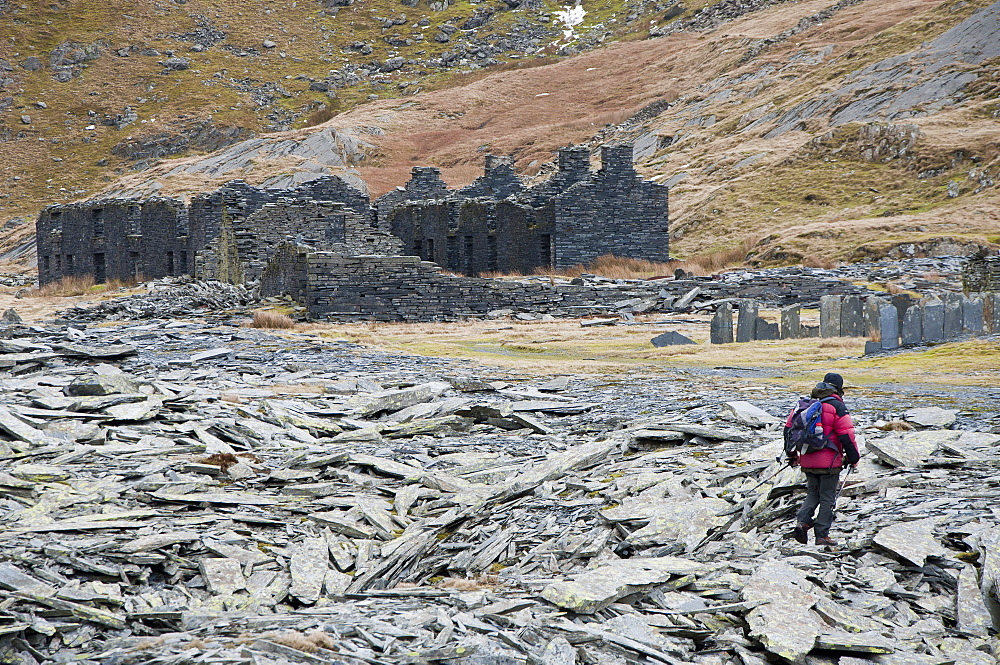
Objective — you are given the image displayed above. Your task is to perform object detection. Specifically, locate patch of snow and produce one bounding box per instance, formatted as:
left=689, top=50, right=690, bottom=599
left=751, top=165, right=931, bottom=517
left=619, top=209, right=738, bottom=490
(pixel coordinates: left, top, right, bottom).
left=554, top=2, right=586, bottom=44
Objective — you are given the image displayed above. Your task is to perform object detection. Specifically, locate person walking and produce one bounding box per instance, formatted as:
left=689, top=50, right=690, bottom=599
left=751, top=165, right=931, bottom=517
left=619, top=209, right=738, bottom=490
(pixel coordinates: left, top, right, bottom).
left=785, top=372, right=861, bottom=547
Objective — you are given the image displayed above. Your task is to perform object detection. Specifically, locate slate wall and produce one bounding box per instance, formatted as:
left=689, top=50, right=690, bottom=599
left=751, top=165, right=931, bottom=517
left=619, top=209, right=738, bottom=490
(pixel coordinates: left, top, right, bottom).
left=962, top=254, right=1000, bottom=292
left=552, top=145, right=669, bottom=267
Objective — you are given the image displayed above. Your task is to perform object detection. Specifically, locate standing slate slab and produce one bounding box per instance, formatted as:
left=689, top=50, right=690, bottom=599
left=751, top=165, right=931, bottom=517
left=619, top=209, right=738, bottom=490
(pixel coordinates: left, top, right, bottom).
left=943, top=294, right=963, bottom=339
left=984, top=293, right=998, bottom=333
left=922, top=299, right=944, bottom=342
left=879, top=304, right=899, bottom=350
left=736, top=300, right=758, bottom=343
left=900, top=305, right=922, bottom=346
left=962, top=296, right=984, bottom=334
left=891, top=294, right=912, bottom=330
left=755, top=317, right=779, bottom=341
left=864, top=297, right=884, bottom=340
left=819, top=295, right=842, bottom=338
left=710, top=302, right=734, bottom=344
left=780, top=305, right=800, bottom=339
left=840, top=295, right=864, bottom=337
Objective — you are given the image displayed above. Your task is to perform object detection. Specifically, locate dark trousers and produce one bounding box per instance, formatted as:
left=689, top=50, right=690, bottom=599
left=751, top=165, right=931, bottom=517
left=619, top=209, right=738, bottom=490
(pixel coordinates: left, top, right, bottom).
left=796, top=470, right=841, bottom=538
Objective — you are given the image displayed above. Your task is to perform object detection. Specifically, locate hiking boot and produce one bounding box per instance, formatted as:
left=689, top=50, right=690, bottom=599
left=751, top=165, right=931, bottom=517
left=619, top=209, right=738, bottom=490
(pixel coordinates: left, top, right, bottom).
left=793, top=522, right=811, bottom=545
left=816, top=536, right=839, bottom=547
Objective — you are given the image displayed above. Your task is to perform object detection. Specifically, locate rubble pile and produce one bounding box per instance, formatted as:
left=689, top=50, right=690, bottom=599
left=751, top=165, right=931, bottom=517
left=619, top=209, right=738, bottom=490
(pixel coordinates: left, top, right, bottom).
left=58, top=280, right=260, bottom=322
left=0, top=319, right=996, bottom=665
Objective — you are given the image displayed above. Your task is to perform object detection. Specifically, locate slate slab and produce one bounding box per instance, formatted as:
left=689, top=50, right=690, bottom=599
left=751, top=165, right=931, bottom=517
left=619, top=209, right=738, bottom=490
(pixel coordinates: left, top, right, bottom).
left=711, top=302, right=733, bottom=344
left=541, top=556, right=709, bottom=613
left=873, top=518, right=945, bottom=566
left=651, top=331, right=696, bottom=347
left=721, top=401, right=779, bottom=427
left=736, top=299, right=758, bottom=343
left=866, top=430, right=959, bottom=467
left=904, top=406, right=957, bottom=428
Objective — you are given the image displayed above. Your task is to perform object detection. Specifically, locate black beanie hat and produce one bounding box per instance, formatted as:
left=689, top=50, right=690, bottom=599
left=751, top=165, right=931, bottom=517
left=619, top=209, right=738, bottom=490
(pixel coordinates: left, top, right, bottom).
left=823, top=372, right=844, bottom=392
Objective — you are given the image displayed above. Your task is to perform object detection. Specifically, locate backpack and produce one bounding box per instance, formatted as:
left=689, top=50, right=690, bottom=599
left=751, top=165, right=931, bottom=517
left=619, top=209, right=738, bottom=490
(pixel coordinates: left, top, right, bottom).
left=784, top=397, right=835, bottom=456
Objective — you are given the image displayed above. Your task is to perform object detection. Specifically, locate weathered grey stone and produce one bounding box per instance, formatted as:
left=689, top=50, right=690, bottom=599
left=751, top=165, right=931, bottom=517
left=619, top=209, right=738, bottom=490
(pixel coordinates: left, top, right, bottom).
left=904, top=406, right=957, bottom=428
left=957, top=564, right=992, bottom=637
left=651, top=331, right=696, bottom=347
left=962, top=296, right=984, bottom=333
left=104, top=397, right=162, bottom=421
left=879, top=303, right=899, bottom=350
left=813, top=631, right=894, bottom=654
left=710, top=301, right=733, bottom=344
left=864, top=340, right=882, bottom=355
left=873, top=518, right=945, bottom=566
left=755, top=317, right=779, bottom=340
left=540, top=637, right=576, bottom=665
left=65, top=373, right=141, bottom=396
left=346, top=381, right=450, bottom=416
left=922, top=299, right=944, bottom=342
left=190, top=347, right=233, bottom=362
left=652, top=422, right=750, bottom=441
left=603, top=496, right=729, bottom=550
left=673, top=286, right=701, bottom=309
left=839, top=295, right=865, bottom=337
left=1, top=308, right=22, bottom=323
left=866, top=430, right=959, bottom=467
left=864, top=296, right=884, bottom=339
left=721, top=401, right=779, bottom=427
left=53, top=343, right=137, bottom=359
left=742, top=562, right=823, bottom=663
left=779, top=305, right=800, bottom=339
left=943, top=295, right=963, bottom=338
left=199, top=558, right=246, bottom=595
left=541, top=556, right=710, bottom=613
left=288, top=537, right=329, bottom=604
left=900, top=305, right=921, bottom=346
left=820, top=295, right=842, bottom=337
left=736, top=300, right=758, bottom=343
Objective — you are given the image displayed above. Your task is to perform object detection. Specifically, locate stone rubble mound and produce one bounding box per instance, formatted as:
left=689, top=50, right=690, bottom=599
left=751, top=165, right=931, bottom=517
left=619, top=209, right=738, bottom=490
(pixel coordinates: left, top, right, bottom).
left=58, top=279, right=259, bottom=322
left=0, top=318, right=995, bottom=664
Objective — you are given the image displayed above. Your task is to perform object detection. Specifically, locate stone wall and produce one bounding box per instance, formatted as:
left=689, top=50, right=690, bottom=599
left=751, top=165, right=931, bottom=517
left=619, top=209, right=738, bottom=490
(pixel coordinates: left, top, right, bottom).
left=552, top=145, right=669, bottom=267
left=36, top=174, right=373, bottom=285
left=962, top=253, right=1000, bottom=292
left=36, top=197, right=189, bottom=284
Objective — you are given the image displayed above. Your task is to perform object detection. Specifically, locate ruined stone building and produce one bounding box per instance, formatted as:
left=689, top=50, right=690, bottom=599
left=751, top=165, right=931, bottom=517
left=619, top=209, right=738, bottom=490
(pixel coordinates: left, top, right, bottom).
left=380, top=145, right=670, bottom=275
left=35, top=143, right=670, bottom=320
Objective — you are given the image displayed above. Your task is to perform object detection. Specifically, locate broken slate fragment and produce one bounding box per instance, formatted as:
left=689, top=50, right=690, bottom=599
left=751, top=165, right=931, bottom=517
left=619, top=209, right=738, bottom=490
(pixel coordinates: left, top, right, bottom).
left=189, top=347, right=234, bottom=362
left=345, top=381, right=450, bottom=417
left=866, top=430, right=960, bottom=467
left=53, top=343, right=137, bottom=359
left=288, top=537, right=329, bottom=604
left=541, top=556, right=709, bottom=613
left=813, top=631, right=895, bottom=654
left=721, top=401, right=780, bottom=427
left=742, top=563, right=823, bottom=663
left=956, top=564, right=992, bottom=636
left=199, top=558, right=246, bottom=595
left=65, top=373, right=141, bottom=396
left=873, top=517, right=946, bottom=566
left=903, top=406, right=958, bottom=428
left=650, top=331, right=697, bottom=347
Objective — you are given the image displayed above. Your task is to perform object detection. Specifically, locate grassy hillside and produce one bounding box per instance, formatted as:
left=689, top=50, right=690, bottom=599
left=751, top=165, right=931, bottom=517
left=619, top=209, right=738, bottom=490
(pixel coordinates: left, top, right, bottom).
left=1, top=0, right=998, bottom=270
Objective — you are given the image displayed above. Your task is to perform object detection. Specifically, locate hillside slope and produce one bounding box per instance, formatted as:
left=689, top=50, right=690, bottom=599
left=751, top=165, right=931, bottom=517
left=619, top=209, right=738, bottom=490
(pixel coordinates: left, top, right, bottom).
left=2, top=0, right=999, bottom=268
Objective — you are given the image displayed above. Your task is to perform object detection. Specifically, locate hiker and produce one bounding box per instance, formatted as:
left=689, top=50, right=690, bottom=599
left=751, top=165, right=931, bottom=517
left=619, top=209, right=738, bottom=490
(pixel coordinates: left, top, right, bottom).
left=784, top=372, right=861, bottom=547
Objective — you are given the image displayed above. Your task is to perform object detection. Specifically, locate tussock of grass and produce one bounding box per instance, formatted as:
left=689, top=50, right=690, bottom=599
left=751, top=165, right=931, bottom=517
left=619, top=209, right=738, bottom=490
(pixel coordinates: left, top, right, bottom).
left=250, top=311, right=296, bottom=329
left=262, top=630, right=336, bottom=654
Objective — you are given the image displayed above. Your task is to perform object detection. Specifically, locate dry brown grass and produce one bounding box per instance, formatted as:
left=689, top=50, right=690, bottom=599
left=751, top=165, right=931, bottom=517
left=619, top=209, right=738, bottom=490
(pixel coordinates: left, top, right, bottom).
left=25, top=274, right=145, bottom=298
left=27, top=274, right=96, bottom=297
left=250, top=311, right=296, bottom=329
left=876, top=420, right=914, bottom=431
left=262, top=630, right=337, bottom=653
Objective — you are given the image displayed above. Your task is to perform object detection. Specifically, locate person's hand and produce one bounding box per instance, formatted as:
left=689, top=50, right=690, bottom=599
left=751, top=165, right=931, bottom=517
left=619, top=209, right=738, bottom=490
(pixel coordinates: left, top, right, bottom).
left=788, top=458, right=799, bottom=468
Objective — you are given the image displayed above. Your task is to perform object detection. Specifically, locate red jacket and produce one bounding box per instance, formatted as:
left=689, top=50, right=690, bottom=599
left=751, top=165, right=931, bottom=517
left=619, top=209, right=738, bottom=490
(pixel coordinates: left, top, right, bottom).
left=784, top=394, right=860, bottom=470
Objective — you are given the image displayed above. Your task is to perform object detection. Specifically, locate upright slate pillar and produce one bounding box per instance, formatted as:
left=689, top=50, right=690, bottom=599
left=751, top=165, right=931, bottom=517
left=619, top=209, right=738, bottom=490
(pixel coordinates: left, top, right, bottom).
left=756, top=317, right=779, bottom=340
left=710, top=302, right=734, bottom=344
left=840, top=295, right=865, bottom=337
left=736, top=300, right=758, bottom=343
left=922, top=298, right=944, bottom=342
left=864, top=297, right=885, bottom=342
left=819, top=295, right=842, bottom=338
left=900, top=305, right=922, bottom=346
left=962, top=296, right=984, bottom=334
left=880, top=303, right=899, bottom=350
left=985, top=294, right=1000, bottom=334
left=780, top=305, right=801, bottom=339
left=943, top=294, right=963, bottom=339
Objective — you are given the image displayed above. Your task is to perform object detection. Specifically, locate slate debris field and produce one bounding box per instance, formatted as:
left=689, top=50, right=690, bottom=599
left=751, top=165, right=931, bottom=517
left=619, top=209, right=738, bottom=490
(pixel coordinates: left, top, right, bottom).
left=0, top=316, right=997, bottom=664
